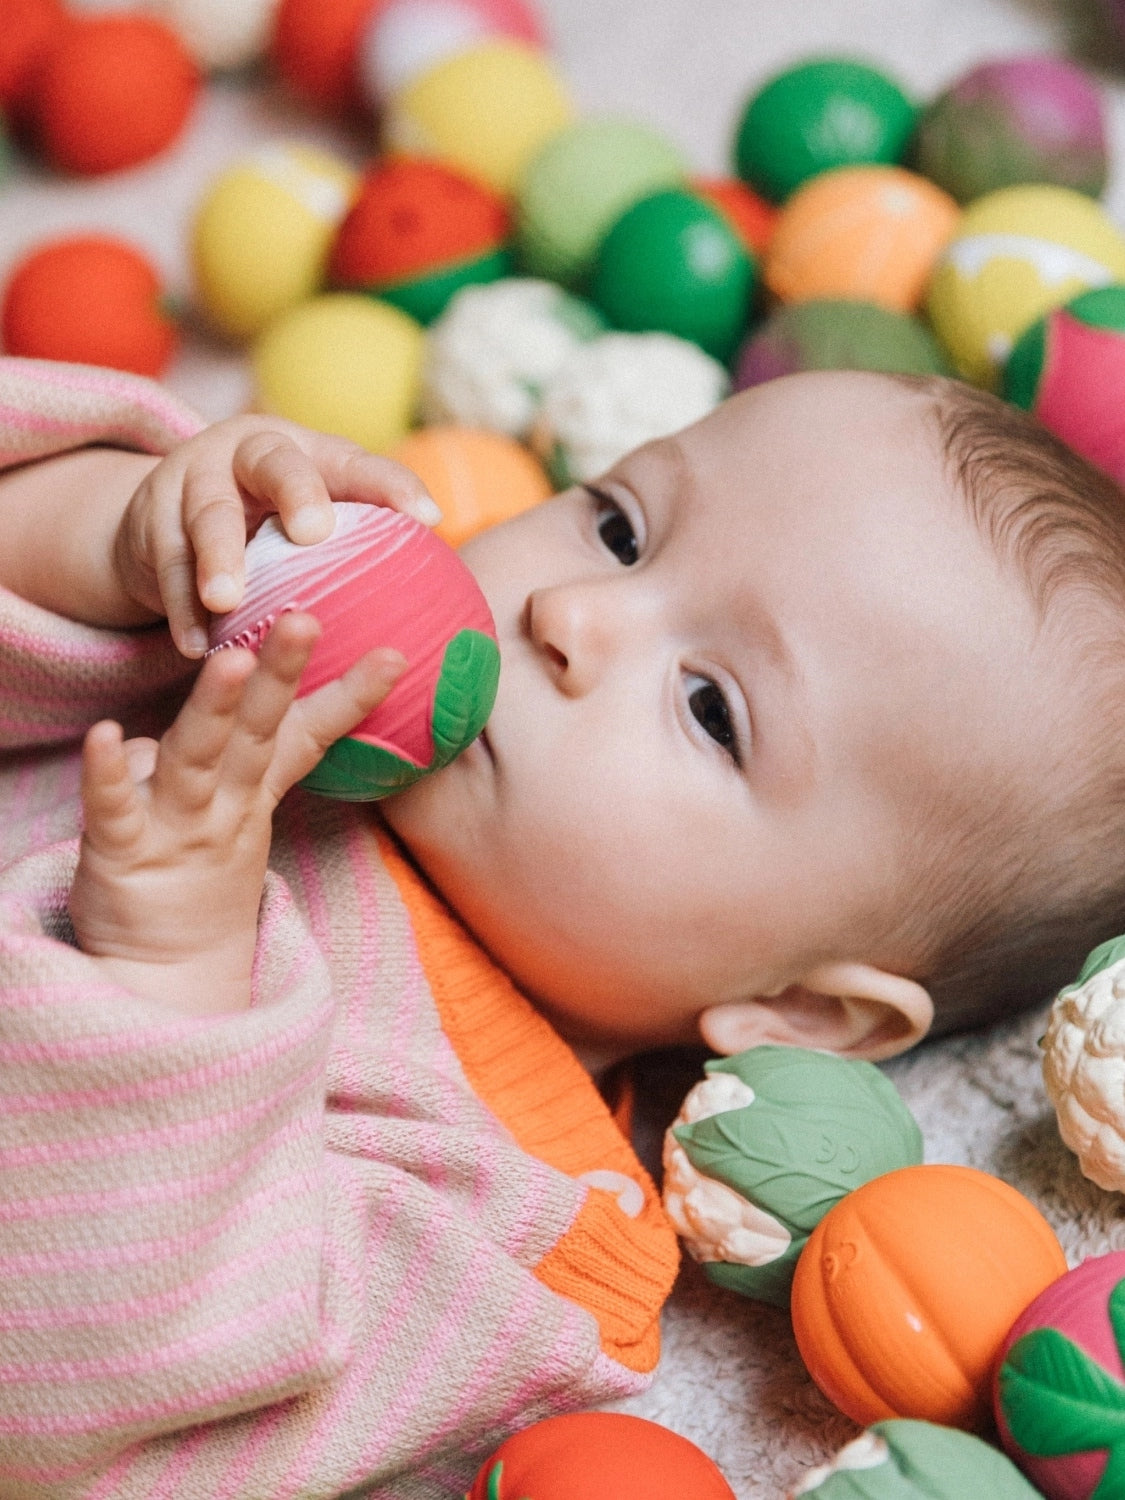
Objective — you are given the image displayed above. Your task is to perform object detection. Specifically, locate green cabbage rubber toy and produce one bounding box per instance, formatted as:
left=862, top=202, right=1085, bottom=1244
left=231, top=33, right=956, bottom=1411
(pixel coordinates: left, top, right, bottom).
left=788, top=1419, right=1041, bottom=1497
left=662, top=1044, right=923, bottom=1308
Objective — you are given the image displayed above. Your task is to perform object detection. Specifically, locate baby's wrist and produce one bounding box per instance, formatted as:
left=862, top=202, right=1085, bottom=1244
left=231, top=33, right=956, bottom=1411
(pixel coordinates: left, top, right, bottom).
left=85, top=951, right=254, bottom=1017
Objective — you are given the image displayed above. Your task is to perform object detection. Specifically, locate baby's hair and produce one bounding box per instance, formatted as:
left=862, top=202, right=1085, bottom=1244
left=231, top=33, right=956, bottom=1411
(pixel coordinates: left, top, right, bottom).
left=891, top=374, right=1125, bottom=1037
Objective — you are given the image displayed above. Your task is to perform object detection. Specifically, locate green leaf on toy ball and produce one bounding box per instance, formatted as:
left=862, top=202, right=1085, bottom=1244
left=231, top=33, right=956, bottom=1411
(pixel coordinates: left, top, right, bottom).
left=791, top=1419, right=1041, bottom=1497
left=1066, top=931, right=1125, bottom=992
left=675, top=1046, right=923, bottom=1232
left=1000, top=1277, right=1125, bottom=1477
left=431, top=629, right=501, bottom=769
left=702, top=1239, right=802, bottom=1309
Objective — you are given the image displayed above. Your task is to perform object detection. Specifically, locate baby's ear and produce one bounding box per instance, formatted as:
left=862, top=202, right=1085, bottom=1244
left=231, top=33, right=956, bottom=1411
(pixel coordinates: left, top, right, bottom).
left=697, top=962, right=933, bottom=1062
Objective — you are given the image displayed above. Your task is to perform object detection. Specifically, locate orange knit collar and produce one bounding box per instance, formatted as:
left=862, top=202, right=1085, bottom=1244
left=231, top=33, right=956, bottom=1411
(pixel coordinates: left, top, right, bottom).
left=376, top=829, right=679, bottom=1373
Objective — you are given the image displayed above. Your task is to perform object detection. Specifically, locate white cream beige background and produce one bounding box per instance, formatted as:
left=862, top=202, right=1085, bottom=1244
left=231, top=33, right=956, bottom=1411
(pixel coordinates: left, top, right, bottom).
left=3, top=1, right=1125, bottom=1494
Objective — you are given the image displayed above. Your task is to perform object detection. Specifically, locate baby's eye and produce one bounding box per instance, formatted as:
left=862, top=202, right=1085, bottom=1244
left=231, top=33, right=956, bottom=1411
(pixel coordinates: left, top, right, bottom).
left=688, top=677, right=741, bottom=766
left=589, top=488, right=638, bottom=566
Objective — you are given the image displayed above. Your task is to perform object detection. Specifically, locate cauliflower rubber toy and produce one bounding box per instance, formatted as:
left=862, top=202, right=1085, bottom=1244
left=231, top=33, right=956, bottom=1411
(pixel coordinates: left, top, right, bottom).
left=531, top=330, right=729, bottom=487
left=420, top=277, right=604, bottom=439
left=662, top=1045, right=923, bottom=1308
left=1042, top=932, right=1125, bottom=1191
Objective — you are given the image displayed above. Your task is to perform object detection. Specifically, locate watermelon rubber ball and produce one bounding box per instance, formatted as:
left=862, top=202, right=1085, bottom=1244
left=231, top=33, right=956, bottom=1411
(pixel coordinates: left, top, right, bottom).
left=207, top=503, right=499, bottom=800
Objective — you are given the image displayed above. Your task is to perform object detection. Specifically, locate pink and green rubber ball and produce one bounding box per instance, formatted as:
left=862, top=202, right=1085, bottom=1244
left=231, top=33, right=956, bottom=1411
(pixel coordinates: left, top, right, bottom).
left=912, top=54, right=1108, bottom=206
left=1004, top=284, right=1125, bottom=489
left=995, top=1250, right=1125, bottom=1500
left=208, top=502, right=499, bottom=799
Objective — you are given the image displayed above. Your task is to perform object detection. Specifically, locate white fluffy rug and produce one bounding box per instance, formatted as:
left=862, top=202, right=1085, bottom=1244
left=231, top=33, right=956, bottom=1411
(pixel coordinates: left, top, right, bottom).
left=5, top=1, right=1125, bottom=1495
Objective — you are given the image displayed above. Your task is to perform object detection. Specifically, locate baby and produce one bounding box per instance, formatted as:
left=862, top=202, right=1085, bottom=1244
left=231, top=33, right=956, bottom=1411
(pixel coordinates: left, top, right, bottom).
left=0, top=356, right=1122, bottom=1498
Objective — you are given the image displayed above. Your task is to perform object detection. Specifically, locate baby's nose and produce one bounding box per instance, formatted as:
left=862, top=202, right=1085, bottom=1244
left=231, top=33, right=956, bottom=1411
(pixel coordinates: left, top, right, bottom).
left=525, top=581, right=624, bottom=695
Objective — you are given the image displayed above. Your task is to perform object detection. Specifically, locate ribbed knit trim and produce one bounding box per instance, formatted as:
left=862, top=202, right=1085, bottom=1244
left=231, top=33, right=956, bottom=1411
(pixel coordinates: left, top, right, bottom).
left=377, top=831, right=679, bottom=1374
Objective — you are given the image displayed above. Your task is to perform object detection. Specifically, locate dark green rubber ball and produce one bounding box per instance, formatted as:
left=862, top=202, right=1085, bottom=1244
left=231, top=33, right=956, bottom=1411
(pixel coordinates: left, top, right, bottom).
left=735, top=57, right=915, bottom=203
left=591, top=188, right=756, bottom=362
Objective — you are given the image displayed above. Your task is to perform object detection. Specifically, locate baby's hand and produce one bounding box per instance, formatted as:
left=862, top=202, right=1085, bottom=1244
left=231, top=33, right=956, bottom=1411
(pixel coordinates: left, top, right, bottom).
left=69, top=611, right=405, bottom=1016
left=113, top=416, right=441, bottom=658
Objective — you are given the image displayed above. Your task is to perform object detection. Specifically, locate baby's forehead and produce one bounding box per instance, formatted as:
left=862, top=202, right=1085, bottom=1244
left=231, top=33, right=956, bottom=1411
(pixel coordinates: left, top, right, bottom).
left=616, top=371, right=950, bottom=539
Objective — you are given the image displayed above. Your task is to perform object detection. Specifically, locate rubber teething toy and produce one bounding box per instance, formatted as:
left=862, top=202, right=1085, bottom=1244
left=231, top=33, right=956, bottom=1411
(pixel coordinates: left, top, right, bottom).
left=764, top=164, right=959, bottom=315
left=912, top=54, right=1108, bottom=206
left=735, top=57, right=916, bottom=204
left=330, top=157, right=511, bottom=325
left=193, top=144, right=359, bottom=342
left=252, top=293, right=424, bottom=453
left=663, top=1044, right=923, bottom=1308
left=1004, top=285, right=1125, bottom=491
left=32, top=11, right=200, bottom=175
left=1041, top=932, right=1125, bottom=1193
left=515, top=116, right=687, bottom=288
left=789, top=1419, right=1042, bottom=1498
left=735, top=299, right=950, bottom=389
left=2, top=234, right=178, bottom=377
left=592, top=186, right=756, bottom=361
left=208, top=502, right=499, bottom=799
left=465, top=1412, right=736, bottom=1499
left=389, top=425, right=552, bottom=548
left=926, top=183, right=1125, bottom=389
left=790, top=1163, right=1067, bottom=1431
left=996, top=1251, right=1125, bottom=1500
left=381, top=39, right=573, bottom=195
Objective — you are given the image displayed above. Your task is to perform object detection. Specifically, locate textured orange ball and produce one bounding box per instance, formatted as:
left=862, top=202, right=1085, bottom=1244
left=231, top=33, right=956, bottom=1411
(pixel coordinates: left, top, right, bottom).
left=790, top=1164, right=1067, bottom=1434
left=389, top=426, right=551, bottom=547
left=0, top=0, right=66, bottom=115
left=32, top=12, right=200, bottom=175
left=467, top=1413, right=736, bottom=1500
left=271, top=0, right=385, bottom=113
left=765, top=164, right=960, bottom=313
left=2, top=235, right=179, bottom=376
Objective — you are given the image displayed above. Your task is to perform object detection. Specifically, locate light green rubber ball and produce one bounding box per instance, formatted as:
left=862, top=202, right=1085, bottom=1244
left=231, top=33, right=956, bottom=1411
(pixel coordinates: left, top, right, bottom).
left=516, top=115, right=687, bottom=288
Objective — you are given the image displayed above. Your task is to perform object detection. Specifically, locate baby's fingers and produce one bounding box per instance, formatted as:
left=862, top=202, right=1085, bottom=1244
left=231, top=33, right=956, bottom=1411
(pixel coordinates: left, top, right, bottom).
left=80, top=721, right=149, bottom=854
left=261, top=642, right=408, bottom=799
left=296, top=432, right=442, bottom=528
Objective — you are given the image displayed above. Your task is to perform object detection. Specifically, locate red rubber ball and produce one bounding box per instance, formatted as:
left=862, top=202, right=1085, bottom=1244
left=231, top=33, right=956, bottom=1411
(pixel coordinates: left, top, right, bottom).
left=271, top=0, right=385, bottom=114
left=0, top=0, right=66, bottom=115
left=331, top=158, right=510, bottom=286
left=33, top=13, right=200, bottom=175
left=2, top=236, right=179, bottom=377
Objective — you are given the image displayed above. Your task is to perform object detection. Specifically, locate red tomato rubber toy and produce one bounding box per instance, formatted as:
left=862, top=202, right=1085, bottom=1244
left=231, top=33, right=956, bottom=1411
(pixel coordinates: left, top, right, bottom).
left=465, top=1412, right=736, bottom=1499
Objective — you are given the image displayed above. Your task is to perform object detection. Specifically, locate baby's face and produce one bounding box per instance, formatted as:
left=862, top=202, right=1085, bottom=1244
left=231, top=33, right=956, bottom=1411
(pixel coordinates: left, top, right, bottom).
left=383, top=372, right=1056, bottom=1055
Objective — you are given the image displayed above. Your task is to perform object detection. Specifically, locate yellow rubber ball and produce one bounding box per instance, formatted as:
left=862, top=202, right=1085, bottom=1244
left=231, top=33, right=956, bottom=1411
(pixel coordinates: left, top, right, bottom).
left=927, top=183, right=1125, bottom=389
left=193, top=143, right=358, bottom=341
left=253, top=294, right=424, bottom=452
left=382, top=39, right=574, bottom=195
left=390, top=425, right=552, bottom=548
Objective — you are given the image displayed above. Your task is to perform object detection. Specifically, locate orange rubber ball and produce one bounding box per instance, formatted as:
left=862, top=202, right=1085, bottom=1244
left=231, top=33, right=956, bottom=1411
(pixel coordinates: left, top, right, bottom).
left=271, top=0, right=386, bottom=114
left=0, top=0, right=66, bottom=116
left=466, top=1413, right=736, bottom=1500
left=389, top=426, right=551, bottom=547
left=32, top=12, right=200, bottom=175
left=790, top=1164, right=1067, bottom=1434
left=765, top=164, right=959, bottom=313
left=2, top=235, right=179, bottom=377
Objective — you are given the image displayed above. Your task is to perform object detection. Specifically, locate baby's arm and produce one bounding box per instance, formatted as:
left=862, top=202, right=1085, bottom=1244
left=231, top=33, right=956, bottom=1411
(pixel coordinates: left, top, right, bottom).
left=0, top=412, right=438, bottom=1014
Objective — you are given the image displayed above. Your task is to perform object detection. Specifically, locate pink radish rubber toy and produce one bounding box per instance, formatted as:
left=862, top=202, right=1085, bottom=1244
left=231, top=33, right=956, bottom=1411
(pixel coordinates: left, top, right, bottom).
left=208, top=501, right=499, bottom=800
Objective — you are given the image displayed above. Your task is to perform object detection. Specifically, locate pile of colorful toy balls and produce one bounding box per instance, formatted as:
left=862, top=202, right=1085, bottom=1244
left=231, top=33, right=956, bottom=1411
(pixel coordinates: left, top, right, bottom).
left=5, top=0, right=1125, bottom=533
left=663, top=1029, right=1125, bottom=1499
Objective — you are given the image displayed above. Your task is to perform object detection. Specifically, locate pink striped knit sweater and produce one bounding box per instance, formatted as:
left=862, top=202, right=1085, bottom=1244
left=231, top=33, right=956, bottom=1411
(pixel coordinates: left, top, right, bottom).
left=0, top=359, right=680, bottom=1500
